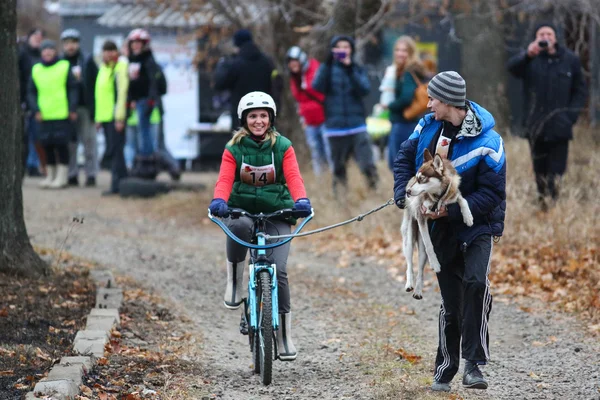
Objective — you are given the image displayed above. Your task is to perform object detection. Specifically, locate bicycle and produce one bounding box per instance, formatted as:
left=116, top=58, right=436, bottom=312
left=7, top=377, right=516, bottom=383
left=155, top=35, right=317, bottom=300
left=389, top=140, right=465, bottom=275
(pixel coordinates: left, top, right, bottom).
left=208, top=207, right=314, bottom=386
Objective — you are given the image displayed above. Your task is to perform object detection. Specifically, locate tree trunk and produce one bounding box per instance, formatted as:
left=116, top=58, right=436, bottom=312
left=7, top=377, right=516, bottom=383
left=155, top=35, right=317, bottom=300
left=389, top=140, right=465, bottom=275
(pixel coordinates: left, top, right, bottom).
left=0, top=0, right=47, bottom=277
left=453, top=2, right=510, bottom=132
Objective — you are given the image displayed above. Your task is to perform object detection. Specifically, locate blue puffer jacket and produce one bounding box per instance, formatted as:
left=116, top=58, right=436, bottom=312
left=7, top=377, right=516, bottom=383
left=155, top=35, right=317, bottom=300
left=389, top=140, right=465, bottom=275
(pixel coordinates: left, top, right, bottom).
left=312, top=59, right=371, bottom=132
left=393, top=101, right=506, bottom=247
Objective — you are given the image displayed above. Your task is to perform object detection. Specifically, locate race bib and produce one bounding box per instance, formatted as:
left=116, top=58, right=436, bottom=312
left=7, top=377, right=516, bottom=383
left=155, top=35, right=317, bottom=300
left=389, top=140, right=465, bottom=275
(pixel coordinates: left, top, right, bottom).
left=435, top=130, right=452, bottom=159
left=240, top=156, right=276, bottom=187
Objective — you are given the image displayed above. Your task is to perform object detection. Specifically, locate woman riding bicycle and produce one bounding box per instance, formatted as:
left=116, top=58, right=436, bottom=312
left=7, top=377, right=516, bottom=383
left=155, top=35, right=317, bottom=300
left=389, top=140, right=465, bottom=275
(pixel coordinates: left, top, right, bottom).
left=209, top=91, right=312, bottom=361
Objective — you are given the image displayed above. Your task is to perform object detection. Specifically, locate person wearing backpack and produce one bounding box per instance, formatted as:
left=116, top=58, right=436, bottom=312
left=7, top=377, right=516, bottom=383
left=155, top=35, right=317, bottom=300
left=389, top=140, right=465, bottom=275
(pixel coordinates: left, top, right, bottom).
left=379, top=36, right=428, bottom=171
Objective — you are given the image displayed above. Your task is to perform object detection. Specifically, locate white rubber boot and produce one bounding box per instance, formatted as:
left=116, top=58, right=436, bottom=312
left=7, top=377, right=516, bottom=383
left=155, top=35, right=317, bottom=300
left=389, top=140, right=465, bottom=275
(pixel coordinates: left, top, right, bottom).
left=224, top=259, right=245, bottom=309
left=39, top=165, right=56, bottom=188
left=49, top=164, right=69, bottom=189
left=277, top=312, right=297, bottom=361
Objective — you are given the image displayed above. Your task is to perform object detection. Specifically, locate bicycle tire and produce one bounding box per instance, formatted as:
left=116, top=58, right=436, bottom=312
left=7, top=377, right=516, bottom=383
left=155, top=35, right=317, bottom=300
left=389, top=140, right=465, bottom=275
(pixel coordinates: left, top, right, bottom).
left=258, top=270, right=273, bottom=385
left=252, top=282, right=261, bottom=374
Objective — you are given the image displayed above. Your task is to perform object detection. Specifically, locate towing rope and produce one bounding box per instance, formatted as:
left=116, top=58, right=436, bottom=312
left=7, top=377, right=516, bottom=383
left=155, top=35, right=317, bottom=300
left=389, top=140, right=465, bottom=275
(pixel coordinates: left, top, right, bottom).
left=257, top=198, right=395, bottom=240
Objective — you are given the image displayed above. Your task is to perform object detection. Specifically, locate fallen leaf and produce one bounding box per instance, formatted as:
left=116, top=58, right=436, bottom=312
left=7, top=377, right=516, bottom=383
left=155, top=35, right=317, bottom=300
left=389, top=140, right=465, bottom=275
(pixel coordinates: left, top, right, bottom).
left=98, top=392, right=108, bottom=400
left=14, top=383, right=29, bottom=390
left=529, top=371, right=541, bottom=380
left=0, top=370, right=13, bottom=376
left=532, top=341, right=545, bottom=347
left=0, top=308, right=8, bottom=317
left=588, top=323, right=600, bottom=332
left=80, top=385, right=93, bottom=396
left=394, top=348, right=422, bottom=364
left=36, top=347, right=51, bottom=361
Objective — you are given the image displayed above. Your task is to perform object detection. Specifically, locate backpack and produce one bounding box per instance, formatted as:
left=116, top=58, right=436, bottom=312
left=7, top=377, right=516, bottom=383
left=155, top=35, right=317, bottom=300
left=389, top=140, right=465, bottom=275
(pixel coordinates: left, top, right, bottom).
left=156, top=64, right=167, bottom=96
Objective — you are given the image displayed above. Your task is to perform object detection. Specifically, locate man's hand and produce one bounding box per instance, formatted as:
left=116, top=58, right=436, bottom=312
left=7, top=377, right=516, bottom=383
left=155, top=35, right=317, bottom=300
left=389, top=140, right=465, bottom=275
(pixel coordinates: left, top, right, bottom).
left=527, top=40, right=542, bottom=58
left=342, top=55, right=352, bottom=66
left=34, top=112, right=42, bottom=122
left=69, top=112, right=78, bottom=121
left=421, top=204, right=448, bottom=220
left=115, top=120, right=125, bottom=133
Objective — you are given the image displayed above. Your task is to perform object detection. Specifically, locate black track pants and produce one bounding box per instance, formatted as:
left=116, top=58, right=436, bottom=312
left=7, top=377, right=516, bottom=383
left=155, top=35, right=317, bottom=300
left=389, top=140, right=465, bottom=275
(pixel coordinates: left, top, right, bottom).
left=432, top=234, right=493, bottom=383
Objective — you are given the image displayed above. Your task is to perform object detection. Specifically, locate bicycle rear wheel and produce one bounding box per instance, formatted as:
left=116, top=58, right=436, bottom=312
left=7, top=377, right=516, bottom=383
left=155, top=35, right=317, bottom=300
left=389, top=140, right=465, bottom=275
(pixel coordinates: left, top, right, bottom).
left=257, top=270, right=273, bottom=385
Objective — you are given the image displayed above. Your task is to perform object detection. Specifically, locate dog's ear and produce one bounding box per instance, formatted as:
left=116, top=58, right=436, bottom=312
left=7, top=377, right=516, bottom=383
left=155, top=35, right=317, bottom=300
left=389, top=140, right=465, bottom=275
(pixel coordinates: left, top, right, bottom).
left=433, top=154, right=444, bottom=173
left=423, top=148, right=433, bottom=162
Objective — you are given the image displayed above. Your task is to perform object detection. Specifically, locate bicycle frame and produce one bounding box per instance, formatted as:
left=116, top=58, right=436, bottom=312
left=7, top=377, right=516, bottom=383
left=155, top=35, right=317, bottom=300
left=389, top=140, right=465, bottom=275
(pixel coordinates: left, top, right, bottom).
left=247, top=231, right=280, bottom=331
left=208, top=208, right=314, bottom=332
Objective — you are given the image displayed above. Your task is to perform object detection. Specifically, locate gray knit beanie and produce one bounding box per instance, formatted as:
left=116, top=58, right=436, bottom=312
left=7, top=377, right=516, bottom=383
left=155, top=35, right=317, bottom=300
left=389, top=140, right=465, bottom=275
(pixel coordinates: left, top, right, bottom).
left=427, top=71, right=466, bottom=107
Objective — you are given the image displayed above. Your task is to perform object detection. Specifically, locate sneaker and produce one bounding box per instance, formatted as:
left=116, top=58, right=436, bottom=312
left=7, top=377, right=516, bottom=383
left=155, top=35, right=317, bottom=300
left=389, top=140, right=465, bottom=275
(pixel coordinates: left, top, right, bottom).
left=68, top=176, right=79, bottom=186
left=431, top=381, right=451, bottom=392
left=85, top=177, right=96, bottom=187
left=463, top=360, right=488, bottom=389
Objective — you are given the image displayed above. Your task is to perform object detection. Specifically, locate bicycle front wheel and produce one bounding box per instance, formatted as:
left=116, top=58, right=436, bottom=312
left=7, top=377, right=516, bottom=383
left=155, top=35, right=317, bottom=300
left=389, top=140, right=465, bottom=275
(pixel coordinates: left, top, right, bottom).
left=257, top=270, right=273, bottom=385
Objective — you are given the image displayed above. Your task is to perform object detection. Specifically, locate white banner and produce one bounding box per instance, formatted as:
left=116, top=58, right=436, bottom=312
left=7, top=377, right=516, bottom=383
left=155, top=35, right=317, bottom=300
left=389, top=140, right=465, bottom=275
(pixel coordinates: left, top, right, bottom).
left=152, top=36, right=199, bottom=160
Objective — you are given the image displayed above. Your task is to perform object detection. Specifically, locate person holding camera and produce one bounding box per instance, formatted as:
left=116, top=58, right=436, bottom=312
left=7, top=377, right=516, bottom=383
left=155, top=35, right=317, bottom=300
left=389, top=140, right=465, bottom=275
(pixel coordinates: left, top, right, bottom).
left=507, top=22, right=586, bottom=210
left=312, top=35, right=378, bottom=192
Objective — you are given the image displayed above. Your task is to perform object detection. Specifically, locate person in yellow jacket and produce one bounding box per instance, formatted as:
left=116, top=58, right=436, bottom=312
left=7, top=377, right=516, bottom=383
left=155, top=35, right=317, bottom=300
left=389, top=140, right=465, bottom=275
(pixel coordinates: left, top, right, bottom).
left=27, top=40, right=79, bottom=189
left=94, top=40, right=129, bottom=195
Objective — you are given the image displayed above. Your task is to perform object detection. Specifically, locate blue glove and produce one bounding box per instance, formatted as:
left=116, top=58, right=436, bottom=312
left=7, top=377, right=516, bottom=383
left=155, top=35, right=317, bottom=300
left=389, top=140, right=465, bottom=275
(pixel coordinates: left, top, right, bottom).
left=293, top=198, right=312, bottom=218
left=209, top=198, right=229, bottom=217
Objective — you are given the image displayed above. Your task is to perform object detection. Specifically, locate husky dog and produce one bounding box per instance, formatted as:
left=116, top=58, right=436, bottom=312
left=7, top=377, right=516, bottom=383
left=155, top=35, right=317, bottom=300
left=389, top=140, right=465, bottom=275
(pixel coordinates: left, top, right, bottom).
left=401, top=149, right=473, bottom=300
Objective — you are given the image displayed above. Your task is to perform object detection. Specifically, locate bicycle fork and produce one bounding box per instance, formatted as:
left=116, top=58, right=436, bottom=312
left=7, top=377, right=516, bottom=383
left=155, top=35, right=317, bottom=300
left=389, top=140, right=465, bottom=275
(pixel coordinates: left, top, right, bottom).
left=248, top=262, right=280, bottom=332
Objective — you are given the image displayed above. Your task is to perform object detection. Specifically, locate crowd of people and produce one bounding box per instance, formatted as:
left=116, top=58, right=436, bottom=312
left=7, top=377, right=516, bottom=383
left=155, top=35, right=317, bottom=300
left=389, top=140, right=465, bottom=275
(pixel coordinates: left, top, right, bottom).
left=18, top=27, right=180, bottom=195
left=208, top=23, right=587, bottom=392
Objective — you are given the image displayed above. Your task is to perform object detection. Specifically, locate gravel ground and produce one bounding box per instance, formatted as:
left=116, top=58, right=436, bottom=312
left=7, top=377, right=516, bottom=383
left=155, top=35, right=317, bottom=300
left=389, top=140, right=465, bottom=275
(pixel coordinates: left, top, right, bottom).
left=23, top=173, right=600, bottom=400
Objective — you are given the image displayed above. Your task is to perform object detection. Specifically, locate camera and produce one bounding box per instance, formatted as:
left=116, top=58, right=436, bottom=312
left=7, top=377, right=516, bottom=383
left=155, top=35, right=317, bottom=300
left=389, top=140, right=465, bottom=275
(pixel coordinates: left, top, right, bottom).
left=333, top=50, right=347, bottom=61
left=538, top=40, right=548, bottom=48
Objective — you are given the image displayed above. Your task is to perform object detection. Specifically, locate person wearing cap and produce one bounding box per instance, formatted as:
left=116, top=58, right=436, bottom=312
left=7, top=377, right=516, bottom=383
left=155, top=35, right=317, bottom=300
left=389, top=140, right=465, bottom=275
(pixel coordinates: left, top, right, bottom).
left=507, top=22, right=586, bottom=210
left=208, top=92, right=312, bottom=361
left=393, top=71, right=506, bottom=392
left=60, top=28, right=99, bottom=187
left=285, top=46, right=331, bottom=176
left=94, top=40, right=129, bottom=196
left=27, top=40, right=79, bottom=189
left=214, top=29, right=276, bottom=130
left=18, top=28, right=45, bottom=177
left=312, top=35, right=378, bottom=192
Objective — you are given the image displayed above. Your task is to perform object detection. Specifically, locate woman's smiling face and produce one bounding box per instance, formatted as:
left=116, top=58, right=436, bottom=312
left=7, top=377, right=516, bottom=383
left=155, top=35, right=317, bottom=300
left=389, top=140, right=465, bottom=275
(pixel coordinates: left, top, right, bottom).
left=246, top=108, right=270, bottom=136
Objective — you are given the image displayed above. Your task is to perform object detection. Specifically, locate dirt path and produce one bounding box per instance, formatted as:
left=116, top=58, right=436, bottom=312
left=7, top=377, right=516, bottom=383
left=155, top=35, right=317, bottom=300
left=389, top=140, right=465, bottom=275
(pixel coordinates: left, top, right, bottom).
left=23, top=173, right=600, bottom=400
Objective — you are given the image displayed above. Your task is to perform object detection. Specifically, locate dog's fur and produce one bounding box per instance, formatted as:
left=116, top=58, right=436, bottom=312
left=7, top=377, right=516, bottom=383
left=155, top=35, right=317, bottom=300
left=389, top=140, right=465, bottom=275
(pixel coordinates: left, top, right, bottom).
left=401, top=149, right=473, bottom=300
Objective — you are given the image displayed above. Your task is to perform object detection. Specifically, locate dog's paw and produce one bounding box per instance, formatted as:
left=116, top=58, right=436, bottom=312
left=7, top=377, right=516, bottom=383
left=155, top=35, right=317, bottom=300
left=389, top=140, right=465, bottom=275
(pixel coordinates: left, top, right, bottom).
left=405, top=285, right=414, bottom=292
left=405, top=279, right=414, bottom=292
left=430, top=261, right=441, bottom=273
left=412, top=292, right=423, bottom=300
left=463, top=213, right=474, bottom=227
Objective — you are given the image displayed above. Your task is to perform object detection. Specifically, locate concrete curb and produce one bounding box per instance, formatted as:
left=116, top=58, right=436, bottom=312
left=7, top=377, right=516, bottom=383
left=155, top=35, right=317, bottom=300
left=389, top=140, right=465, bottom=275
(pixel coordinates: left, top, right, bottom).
left=30, top=269, right=123, bottom=399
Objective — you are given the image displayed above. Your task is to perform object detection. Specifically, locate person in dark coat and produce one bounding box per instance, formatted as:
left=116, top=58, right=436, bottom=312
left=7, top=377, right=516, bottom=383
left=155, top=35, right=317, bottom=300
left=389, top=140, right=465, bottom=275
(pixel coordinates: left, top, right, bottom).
left=213, top=29, right=276, bottom=130
left=60, top=28, right=99, bottom=187
left=18, top=28, right=45, bottom=176
left=393, top=71, right=506, bottom=393
left=507, top=22, right=587, bottom=209
left=312, top=35, right=378, bottom=191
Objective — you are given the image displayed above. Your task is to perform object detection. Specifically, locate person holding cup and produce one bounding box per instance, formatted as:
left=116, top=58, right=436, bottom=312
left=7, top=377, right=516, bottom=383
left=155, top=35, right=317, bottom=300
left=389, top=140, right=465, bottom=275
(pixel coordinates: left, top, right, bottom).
left=312, top=35, right=378, bottom=193
left=60, top=28, right=99, bottom=187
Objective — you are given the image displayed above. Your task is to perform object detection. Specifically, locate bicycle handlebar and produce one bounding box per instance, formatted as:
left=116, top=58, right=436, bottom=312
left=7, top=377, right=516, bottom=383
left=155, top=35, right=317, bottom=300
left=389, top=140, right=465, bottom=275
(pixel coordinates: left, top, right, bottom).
left=207, top=208, right=314, bottom=250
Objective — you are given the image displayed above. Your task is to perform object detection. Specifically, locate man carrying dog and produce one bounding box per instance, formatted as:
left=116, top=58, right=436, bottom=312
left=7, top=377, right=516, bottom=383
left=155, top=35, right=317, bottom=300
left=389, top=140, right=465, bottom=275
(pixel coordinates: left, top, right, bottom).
left=393, top=71, right=506, bottom=392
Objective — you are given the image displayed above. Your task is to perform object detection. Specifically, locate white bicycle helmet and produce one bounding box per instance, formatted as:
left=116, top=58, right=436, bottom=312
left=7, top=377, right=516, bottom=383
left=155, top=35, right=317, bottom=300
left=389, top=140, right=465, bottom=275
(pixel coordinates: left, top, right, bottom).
left=286, top=46, right=308, bottom=66
left=237, top=91, right=277, bottom=120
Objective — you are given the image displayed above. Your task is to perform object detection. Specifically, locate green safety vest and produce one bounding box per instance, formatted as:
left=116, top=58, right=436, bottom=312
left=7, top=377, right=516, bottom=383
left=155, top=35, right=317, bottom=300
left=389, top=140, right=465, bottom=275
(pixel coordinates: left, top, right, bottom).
left=226, top=135, right=295, bottom=220
left=95, top=60, right=127, bottom=123
left=31, top=60, right=70, bottom=121
left=127, top=107, right=162, bottom=127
